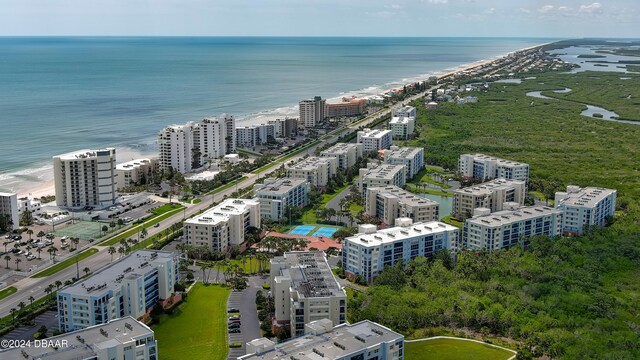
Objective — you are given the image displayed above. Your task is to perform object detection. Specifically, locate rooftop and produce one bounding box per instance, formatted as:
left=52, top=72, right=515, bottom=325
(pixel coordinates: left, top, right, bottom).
left=242, top=320, right=402, bottom=360
left=454, top=178, right=526, bottom=196
left=384, top=146, right=423, bottom=160
left=255, top=178, right=309, bottom=195
left=55, top=148, right=115, bottom=161
left=320, top=142, right=362, bottom=155
left=287, top=156, right=334, bottom=171
left=274, top=251, right=344, bottom=299
left=361, top=164, right=406, bottom=180
left=60, top=250, right=175, bottom=296
left=462, top=153, right=528, bottom=167
left=186, top=198, right=259, bottom=226
left=0, top=317, right=153, bottom=360
left=358, top=128, right=392, bottom=139
left=466, top=206, right=561, bottom=227
left=0, top=192, right=17, bottom=197
left=556, top=186, right=616, bottom=208
left=115, top=158, right=152, bottom=171
left=346, top=221, right=458, bottom=247
left=369, top=186, right=438, bottom=207
left=389, top=116, right=413, bottom=125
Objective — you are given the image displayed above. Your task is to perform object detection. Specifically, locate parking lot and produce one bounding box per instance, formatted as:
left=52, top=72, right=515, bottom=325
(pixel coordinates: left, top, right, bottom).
left=1, top=310, right=59, bottom=343
left=226, top=276, right=264, bottom=360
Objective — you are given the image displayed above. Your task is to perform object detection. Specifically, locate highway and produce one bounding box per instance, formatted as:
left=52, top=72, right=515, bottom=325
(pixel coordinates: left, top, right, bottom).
left=0, top=87, right=433, bottom=319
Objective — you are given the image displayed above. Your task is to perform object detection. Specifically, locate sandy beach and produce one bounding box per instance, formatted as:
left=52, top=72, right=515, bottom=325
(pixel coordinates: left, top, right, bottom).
left=7, top=42, right=551, bottom=201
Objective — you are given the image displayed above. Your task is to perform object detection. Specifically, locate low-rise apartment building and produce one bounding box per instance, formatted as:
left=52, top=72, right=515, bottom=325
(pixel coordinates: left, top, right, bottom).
left=359, top=164, right=407, bottom=194
left=184, top=198, right=260, bottom=252
left=1, top=317, right=157, bottom=360
left=554, top=186, right=617, bottom=235
left=357, top=128, right=393, bottom=152
left=462, top=205, right=562, bottom=251
left=270, top=252, right=347, bottom=337
left=325, top=98, right=367, bottom=118
left=254, top=178, right=310, bottom=221
left=286, top=156, right=337, bottom=188
left=242, top=319, right=404, bottom=360
left=458, top=153, right=530, bottom=182
left=57, top=250, right=178, bottom=332
left=389, top=106, right=416, bottom=140
left=320, top=142, right=363, bottom=171
left=365, top=186, right=439, bottom=225
left=383, top=146, right=424, bottom=180
left=453, top=178, right=527, bottom=219
left=53, top=148, right=118, bottom=208
left=115, top=158, right=157, bottom=190
left=343, top=220, right=459, bottom=283
left=0, top=192, right=19, bottom=231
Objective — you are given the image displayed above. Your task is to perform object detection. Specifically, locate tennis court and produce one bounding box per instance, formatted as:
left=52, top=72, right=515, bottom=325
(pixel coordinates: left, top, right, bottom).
left=54, top=220, right=103, bottom=240
left=312, top=227, right=338, bottom=238
left=289, top=225, right=315, bottom=236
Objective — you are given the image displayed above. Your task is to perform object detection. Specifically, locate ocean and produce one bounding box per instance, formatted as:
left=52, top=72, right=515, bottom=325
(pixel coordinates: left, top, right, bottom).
left=0, top=37, right=554, bottom=194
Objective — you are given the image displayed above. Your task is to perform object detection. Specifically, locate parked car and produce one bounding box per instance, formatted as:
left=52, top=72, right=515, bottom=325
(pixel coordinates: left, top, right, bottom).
left=229, top=329, right=241, bottom=333
left=227, top=308, right=240, bottom=313
left=60, top=243, right=69, bottom=249
left=11, top=248, right=20, bottom=253
left=228, top=320, right=241, bottom=325
left=228, top=323, right=241, bottom=329
left=154, top=223, right=160, bottom=228
left=12, top=235, right=22, bottom=240
left=228, top=315, right=240, bottom=320
left=44, top=240, right=53, bottom=245
left=27, top=255, right=36, bottom=261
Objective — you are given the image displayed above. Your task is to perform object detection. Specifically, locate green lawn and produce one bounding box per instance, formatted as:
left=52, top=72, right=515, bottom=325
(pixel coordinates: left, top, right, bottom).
left=0, top=286, right=17, bottom=300
left=32, top=248, right=99, bottom=278
left=151, top=203, right=183, bottom=216
left=405, top=338, right=514, bottom=360
left=442, top=215, right=463, bottom=229
left=153, top=283, right=231, bottom=360
left=100, top=206, right=184, bottom=246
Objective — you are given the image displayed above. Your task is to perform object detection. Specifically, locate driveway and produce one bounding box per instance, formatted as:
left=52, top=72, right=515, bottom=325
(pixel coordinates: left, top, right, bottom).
left=226, top=275, right=266, bottom=360
left=325, top=185, right=353, bottom=211
left=1, top=310, right=59, bottom=344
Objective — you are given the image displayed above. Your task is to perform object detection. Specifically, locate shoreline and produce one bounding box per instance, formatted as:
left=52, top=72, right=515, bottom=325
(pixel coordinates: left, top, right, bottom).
left=4, top=41, right=553, bottom=199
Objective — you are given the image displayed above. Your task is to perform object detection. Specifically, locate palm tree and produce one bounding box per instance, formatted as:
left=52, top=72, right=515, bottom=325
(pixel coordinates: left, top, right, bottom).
left=4, top=255, right=10, bottom=269
left=55, top=280, right=62, bottom=290
left=45, top=284, right=54, bottom=300
left=2, top=241, right=8, bottom=253
left=36, top=247, right=42, bottom=260
left=26, top=229, right=34, bottom=241
left=117, top=246, right=125, bottom=258
left=117, top=218, right=124, bottom=228
left=37, top=230, right=46, bottom=241
left=83, top=267, right=90, bottom=276
left=140, top=228, right=148, bottom=242
left=28, top=295, right=35, bottom=307
left=14, top=257, right=22, bottom=270
left=18, top=301, right=25, bottom=313
left=71, top=237, right=80, bottom=250
left=10, top=308, right=16, bottom=322
left=108, top=246, right=116, bottom=262
left=109, top=220, right=116, bottom=231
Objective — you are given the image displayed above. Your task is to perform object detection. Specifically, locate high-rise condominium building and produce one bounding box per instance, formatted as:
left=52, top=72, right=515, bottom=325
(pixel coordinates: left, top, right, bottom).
left=343, top=220, right=459, bottom=283
left=452, top=178, right=527, bottom=220
left=357, top=128, right=393, bottom=152
left=389, top=106, right=417, bottom=140
left=254, top=178, right=310, bottom=221
left=236, top=123, right=275, bottom=148
left=359, top=164, right=407, bottom=194
left=299, top=96, right=325, bottom=128
left=554, top=186, right=617, bottom=235
left=462, top=205, right=562, bottom=251
left=286, top=156, right=337, bottom=188
left=184, top=198, right=260, bottom=252
left=270, top=252, right=346, bottom=337
left=57, top=250, right=178, bottom=332
left=53, top=148, right=118, bottom=208
left=0, top=192, right=19, bottom=231
left=325, top=98, right=367, bottom=118
left=268, top=118, right=298, bottom=138
left=458, top=153, right=529, bottom=182
left=383, top=146, right=424, bottom=180
left=320, top=142, right=363, bottom=171
left=365, top=186, right=439, bottom=225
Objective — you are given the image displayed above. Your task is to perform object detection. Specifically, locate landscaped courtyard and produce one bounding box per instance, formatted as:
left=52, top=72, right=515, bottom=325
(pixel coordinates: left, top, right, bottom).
left=153, top=283, right=231, bottom=360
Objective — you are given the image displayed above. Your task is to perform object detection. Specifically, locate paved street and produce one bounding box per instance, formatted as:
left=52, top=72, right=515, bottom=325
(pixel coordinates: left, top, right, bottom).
left=226, top=275, right=266, bottom=360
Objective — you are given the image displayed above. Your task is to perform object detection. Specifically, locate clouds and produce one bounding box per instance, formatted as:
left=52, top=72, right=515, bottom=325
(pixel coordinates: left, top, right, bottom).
left=538, top=5, right=555, bottom=13
left=580, top=2, right=602, bottom=13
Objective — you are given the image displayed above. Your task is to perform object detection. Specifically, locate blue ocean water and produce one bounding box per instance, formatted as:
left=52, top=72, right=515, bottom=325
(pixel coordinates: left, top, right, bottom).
left=0, top=37, right=553, bottom=193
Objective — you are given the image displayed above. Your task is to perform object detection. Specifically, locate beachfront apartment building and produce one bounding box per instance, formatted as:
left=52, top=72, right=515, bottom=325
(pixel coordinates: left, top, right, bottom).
left=236, top=123, right=275, bottom=148
left=389, top=106, right=417, bottom=140
left=184, top=198, right=260, bottom=252
left=458, top=153, right=530, bottom=182
left=57, top=250, right=178, bottom=332
left=286, top=156, right=337, bottom=188
left=1, top=317, right=157, bottom=360
left=554, top=186, right=617, bottom=235
left=320, top=142, right=363, bottom=171
left=343, top=220, right=459, bottom=283
left=383, top=146, right=424, bottom=180
left=158, top=115, right=236, bottom=173
left=365, top=186, right=439, bottom=225
left=299, top=96, right=325, bottom=128
left=270, top=251, right=347, bottom=337
left=18, top=196, right=42, bottom=215
left=359, top=164, right=407, bottom=194
left=242, top=319, right=404, bottom=360
left=325, top=97, right=367, bottom=118
left=254, top=178, right=310, bottom=221
left=115, top=158, right=158, bottom=190
left=0, top=192, right=19, bottom=231
left=462, top=205, right=562, bottom=251
left=268, top=118, right=298, bottom=138
left=453, top=178, right=527, bottom=220
left=53, top=148, right=118, bottom=208
left=357, top=128, right=393, bottom=152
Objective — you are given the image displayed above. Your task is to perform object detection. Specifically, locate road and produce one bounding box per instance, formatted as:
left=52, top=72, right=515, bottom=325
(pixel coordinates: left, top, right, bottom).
left=0, top=87, right=435, bottom=319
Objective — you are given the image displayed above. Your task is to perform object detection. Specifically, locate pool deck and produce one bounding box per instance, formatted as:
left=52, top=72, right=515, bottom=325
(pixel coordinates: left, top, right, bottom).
left=259, top=231, right=342, bottom=251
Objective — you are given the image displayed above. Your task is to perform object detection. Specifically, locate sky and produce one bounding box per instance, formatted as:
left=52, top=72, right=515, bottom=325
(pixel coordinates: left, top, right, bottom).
left=0, top=0, right=638, bottom=38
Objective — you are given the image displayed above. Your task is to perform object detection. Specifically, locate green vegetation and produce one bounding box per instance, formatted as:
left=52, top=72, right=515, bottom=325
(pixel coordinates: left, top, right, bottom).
left=576, top=54, right=606, bottom=59
left=0, top=286, right=17, bottom=300
left=100, top=205, right=184, bottom=246
left=350, top=69, right=640, bottom=359
left=32, top=248, right=99, bottom=278
left=153, top=283, right=231, bottom=360
left=441, top=215, right=463, bottom=229
left=405, top=339, right=514, bottom=360
left=151, top=203, right=183, bottom=216
left=205, top=176, right=247, bottom=195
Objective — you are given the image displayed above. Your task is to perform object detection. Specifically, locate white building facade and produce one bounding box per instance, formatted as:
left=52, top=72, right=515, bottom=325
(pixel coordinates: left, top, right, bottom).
left=554, top=186, right=617, bottom=235
left=389, top=106, right=416, bottom=140
left=343, top=220, right=459, bottom=283
left=115, top=158, right=157, bottom=190
left=359, top=164, right=407, bottom=194
left=383, top=146, right=424, bottom=180
left=458, top=153, right=530, bottom=182
left=57, top=250, right=178, bottom=332
left=184, top=198, right=260, bottom=252
left=320, top=142, right=363, bottom=171
left=254, top=178, right=310, bottom=221
left=452, top=178, right=527, bottom=220
left=0, top=192, right=19, bottom=231
left=299, top=96, right=325, bottom=128
left=357, top=128, right=393, bottom=152
left=365, top=186, right=439, bottom=225
left=53, top=148, right=118, bottom=208
left=286, top=156, right=337, bottom=188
